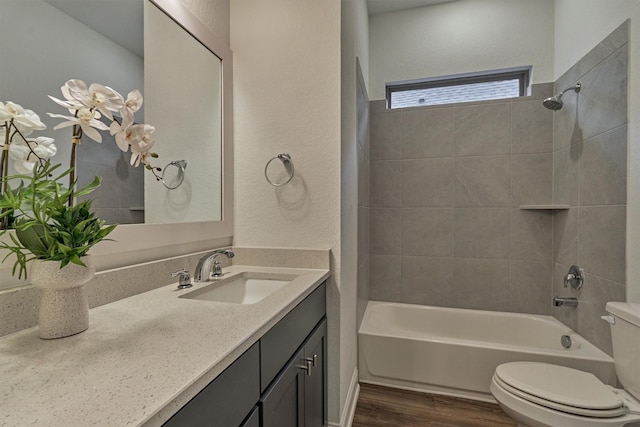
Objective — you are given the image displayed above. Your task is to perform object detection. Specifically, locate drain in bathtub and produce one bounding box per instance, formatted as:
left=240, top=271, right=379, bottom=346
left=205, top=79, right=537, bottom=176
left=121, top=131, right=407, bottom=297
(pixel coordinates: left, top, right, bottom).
left=561, top=334, right=572, bottom=349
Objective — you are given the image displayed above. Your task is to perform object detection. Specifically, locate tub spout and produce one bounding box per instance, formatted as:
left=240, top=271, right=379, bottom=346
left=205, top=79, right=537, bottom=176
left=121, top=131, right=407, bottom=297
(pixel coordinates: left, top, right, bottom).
left=553, top=297, right=578, bottom=307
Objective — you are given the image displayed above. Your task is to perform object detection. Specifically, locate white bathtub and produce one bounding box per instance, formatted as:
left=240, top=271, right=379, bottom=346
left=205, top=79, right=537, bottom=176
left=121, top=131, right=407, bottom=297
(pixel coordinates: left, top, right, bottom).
left=358, top=301, right=616, bottom=402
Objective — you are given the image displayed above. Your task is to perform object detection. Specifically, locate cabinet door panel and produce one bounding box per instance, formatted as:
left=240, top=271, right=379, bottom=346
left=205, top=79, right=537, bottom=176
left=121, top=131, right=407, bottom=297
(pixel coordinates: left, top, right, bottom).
left=304, top=319, right=327, bottom=427
left=163, top=343, right=259, bottom=427
left=260, top=283, right=326, bottom=392
left=260, top=348, right=305, bottom=427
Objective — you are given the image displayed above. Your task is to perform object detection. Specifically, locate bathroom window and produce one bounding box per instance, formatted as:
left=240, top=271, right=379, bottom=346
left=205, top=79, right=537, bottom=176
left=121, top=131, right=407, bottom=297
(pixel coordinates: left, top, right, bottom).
left=386, top=67, right=530, bottom=109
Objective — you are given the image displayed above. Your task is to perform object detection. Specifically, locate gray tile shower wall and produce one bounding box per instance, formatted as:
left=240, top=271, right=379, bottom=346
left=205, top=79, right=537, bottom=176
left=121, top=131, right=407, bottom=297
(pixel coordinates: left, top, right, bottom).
left=552, top=21, right=628, bottom=355
left=369, top=83, right=555, bottom=315
left=365, top=20, right=628, bottom=355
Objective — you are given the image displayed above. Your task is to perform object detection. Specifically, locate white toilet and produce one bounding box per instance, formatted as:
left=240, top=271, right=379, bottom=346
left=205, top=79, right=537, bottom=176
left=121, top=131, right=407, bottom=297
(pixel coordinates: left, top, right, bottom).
left=490, top=302, right=640, bottom=427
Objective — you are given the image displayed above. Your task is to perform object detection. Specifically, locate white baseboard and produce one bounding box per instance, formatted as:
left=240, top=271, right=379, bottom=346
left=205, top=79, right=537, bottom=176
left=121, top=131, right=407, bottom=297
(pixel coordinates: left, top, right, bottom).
left=329, top=367, right=360, bottom=427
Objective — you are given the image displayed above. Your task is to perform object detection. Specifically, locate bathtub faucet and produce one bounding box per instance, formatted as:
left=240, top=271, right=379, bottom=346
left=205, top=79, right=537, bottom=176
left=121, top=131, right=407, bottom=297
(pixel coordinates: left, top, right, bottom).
left=553, top=297, right=578, bottom=307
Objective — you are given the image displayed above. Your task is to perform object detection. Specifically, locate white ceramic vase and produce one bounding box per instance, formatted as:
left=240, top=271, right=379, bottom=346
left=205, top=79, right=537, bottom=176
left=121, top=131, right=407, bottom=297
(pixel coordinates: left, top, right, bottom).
left=30, top=255, right=95, bottom=339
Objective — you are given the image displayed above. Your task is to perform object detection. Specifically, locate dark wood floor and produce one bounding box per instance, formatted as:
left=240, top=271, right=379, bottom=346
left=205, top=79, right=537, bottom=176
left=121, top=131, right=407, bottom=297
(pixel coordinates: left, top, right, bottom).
left=352, top=383, right=518, bottom=427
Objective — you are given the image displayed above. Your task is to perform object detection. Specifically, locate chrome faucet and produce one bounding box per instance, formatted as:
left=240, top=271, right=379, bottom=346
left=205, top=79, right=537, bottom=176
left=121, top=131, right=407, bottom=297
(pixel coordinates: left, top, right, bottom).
left=194, top=249, right=235, bottom=282
left=553, top=297, right=578, bottom=307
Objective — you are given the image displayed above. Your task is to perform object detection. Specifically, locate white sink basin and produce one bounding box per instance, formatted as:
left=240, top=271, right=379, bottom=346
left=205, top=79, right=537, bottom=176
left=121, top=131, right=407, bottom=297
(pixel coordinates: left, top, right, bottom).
left=179, top=272, right=296, bottom=304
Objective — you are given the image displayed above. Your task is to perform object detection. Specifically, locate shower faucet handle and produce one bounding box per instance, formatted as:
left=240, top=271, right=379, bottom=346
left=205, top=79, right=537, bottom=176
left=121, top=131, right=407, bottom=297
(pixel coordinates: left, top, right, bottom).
left=563, top=265, right=584, bottom=290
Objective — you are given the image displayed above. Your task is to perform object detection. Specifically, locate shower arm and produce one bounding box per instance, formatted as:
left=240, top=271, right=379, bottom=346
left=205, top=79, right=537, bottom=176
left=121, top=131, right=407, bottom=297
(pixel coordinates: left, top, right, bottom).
left=558, top=83, right=581, bottom=96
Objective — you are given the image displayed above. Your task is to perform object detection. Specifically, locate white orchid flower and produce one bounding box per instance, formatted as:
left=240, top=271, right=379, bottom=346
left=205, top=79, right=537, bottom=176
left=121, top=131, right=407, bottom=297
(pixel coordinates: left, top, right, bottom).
left=120, top=90, right=143, bottom=124
left=48, top=107, right=110, bottom=143
left=0, top=101, right=46, bottom=135
left=8, top=137, right=57, bottom=174
left=109, top=118, right=137, bottom=152
left=129, top=124, right=155, bottom=167
left=50, top=80, right=124, bottom=121
left=67, top=80, right=124, bottom=120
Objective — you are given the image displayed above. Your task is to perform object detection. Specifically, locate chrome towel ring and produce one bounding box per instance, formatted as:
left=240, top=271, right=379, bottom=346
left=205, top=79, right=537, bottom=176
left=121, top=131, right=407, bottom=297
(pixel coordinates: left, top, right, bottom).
left=265, top=153, right=295, bottom=187
left=161, top=160, right=187, bottom=190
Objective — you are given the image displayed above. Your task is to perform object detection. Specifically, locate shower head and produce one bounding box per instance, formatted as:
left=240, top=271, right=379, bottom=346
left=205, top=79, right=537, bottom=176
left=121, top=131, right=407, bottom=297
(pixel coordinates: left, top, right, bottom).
left=542, top=83, right=581, bottom=111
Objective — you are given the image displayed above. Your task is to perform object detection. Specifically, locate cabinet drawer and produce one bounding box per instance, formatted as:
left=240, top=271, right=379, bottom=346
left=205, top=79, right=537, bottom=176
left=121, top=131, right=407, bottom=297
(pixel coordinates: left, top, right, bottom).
left=164, top=342, right=259, bottom=427
left=260, top=282, right=326, bottom=392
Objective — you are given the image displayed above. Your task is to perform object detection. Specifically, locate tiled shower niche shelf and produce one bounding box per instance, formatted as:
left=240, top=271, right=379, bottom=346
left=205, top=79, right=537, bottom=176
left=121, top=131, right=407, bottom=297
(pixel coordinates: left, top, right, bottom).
left=519, top=205, right=570, bottom=210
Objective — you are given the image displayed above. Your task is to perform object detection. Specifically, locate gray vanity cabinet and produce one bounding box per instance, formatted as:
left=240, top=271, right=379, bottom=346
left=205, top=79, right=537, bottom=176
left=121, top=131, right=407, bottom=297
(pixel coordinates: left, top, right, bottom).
left=163, top=342, right=260, bottom=427
left=260, top=319, right=327, bottom=427
left=163, top=282, right=326, bottom=427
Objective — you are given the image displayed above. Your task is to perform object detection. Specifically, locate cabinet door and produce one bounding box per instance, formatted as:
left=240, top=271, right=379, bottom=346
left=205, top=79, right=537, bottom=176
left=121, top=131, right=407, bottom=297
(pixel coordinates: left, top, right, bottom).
left=304, top=319, right=327, bottom=427
left=260, top=348, right=305, bottom=427
left=163, top=343, right=259, bottom=427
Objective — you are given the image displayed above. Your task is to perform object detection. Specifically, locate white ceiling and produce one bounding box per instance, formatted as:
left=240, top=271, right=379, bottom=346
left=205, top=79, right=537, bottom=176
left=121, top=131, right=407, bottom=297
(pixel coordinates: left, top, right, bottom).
left=367, top=0, right=456, bottom=15
left=44, top=0, right=143, bottom=57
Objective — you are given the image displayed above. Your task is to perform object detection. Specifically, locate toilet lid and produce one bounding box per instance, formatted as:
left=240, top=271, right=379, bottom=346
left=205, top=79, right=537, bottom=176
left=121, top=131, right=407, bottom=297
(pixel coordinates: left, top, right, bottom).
left=495, top=362, right=626, bottom=417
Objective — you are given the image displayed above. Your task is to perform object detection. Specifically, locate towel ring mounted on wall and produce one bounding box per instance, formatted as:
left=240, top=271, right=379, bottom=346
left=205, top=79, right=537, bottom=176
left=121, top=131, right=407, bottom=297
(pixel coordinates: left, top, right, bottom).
left=160, top=160, right=187, bottom=190
left=265, top=153, right=295, bottom=187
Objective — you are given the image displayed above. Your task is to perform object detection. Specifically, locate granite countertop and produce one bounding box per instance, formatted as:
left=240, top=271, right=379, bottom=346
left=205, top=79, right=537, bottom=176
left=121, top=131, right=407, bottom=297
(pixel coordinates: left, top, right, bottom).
left=0, top=265, right=329, bottom=426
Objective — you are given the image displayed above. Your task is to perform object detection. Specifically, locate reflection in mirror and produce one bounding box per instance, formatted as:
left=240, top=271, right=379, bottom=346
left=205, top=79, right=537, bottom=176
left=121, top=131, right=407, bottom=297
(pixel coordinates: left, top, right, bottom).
left=0, top=0, right=222, bottom=226
left=0, top=0, right=233, bottom=292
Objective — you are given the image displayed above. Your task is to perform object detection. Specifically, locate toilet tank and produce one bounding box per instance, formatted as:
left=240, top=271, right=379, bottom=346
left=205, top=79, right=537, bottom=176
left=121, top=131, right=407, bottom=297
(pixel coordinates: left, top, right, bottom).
left=606, top=302, right=640, bottom=401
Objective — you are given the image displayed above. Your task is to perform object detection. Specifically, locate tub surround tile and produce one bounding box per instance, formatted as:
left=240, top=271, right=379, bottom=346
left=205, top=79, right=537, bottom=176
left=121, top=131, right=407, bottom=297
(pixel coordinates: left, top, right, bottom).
left=371, top=160, right=403, bottom=207
left=357, top=256, right=371, bottom=331
left=529, top=82, right=554, bottom=100
left=578, top=47, right=628, bottom=141
left=370, top=255, right=403, bottom=302
left=555, top=20, right=628, bottom=101
left=549, top=23, right=628, bottom=355
left=357, top=143, right=371, bottom=207
left=578, top=206, right=626, bottom=285
left=370, top=208, right=402, bottom=255
left=454, top=156, right=511, bottom=207
left=511, top=99, right=553, bottom=154
left=579, top=125, right=627, bottom=206
left=358, top=206, right=370, bottom=265
left=455, top=103, right=511, bottom=156
left=552, top=208, right=579, bottom=266
left=402, top=107, right=455, bottom=159
left=552, top=145, right=580, bottom=206
left=402, top=208, right=453, bottom=257
left=552, top=88, right=581, bottom=152
left=402, top=158, right=454, bottom=207
left=510, top=209, right=552, bottom=261
left=577, top=273, right=626, bottom=356
left=511, top=153, right=552, bottom=206
left=371, top=111, right=402, bottom=160
left=370, top=99, right=387, bottom=114
left=453, top=208, right=510, bottom=259
left=453, top=258, right=510, bottom=311
left=401, top=256, right=454, bottom=307
left=509, top=260, right=552, bottom=315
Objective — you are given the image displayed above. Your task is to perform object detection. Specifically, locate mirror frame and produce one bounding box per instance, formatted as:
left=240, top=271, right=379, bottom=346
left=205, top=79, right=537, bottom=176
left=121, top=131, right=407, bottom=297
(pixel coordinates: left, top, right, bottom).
left=89, top=0, right=233, bottom=271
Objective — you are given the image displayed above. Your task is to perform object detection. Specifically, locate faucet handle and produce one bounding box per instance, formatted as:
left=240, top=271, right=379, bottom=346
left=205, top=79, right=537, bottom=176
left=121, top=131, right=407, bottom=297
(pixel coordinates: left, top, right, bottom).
left=212, top=260, right=225, bottom=278
left=563, top=265, right=584, bottom=290
left=172, top=269, right=193, bottom=289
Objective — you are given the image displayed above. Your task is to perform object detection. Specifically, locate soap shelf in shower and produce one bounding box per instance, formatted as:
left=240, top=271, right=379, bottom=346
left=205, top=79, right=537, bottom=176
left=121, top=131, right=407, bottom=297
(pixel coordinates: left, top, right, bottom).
left=519, top=205, right=570, bottom=210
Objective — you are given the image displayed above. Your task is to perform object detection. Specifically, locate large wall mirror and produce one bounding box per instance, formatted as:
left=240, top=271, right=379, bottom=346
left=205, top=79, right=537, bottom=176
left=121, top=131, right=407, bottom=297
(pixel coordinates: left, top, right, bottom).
left=0, top=0, right=233, bottom=290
